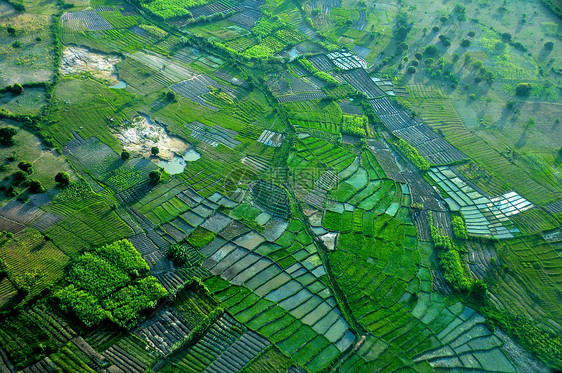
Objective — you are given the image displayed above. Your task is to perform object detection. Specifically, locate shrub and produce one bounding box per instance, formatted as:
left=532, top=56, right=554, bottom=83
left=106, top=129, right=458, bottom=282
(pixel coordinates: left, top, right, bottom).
left=424, top=44, right=439, bottom=56
left=0, top=127, right=17, bottom=146
left=167, top=243, right=191, bottom=265
left=515, top=82, right=532, bottom=96
left=149, top=170, right=161, bottom=184
left=341, top=115, right=367, bottom=137
left=470, top=280, right=487, bottom=301
left=9, top=84, right=24, bottom=95
left=18, top=161, right=32, bottom=174
left=28, top=180, right=44, bottom=194
left=55, top=171, right=70, bottom=187
left=396, top=139, right=429, bottom=170
left=12, top=170, right=28, bottom=186
left=451, top=215, right=468, bottom=239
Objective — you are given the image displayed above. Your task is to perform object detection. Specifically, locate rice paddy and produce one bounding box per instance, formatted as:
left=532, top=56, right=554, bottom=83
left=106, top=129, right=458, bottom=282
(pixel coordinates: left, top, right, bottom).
left=0, top=0, right=560, bottom=371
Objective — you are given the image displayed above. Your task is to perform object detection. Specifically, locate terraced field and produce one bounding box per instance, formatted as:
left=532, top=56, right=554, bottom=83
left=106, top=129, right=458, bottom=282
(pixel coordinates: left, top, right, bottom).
left=1, top=0, right=560, bottom=371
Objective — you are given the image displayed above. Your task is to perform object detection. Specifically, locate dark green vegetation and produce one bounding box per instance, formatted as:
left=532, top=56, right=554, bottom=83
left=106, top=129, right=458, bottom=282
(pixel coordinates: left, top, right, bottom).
left=56, top=239, right=167, bottom=327
left=0, top=0, right=560, bottom=371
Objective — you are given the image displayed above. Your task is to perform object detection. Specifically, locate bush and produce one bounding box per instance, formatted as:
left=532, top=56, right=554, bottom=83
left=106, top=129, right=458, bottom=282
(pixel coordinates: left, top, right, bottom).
left=28, top=180, right=44, bottom=194
left=9, top=83, right=24, bottom=95
left=18, top=161, right=32, bottom=174
left=12, top=170, right=28, bottom=186
left=167, top=243, right=191, bottom=265
left=451, top=215, right=468, bottom=239
left=515, top=82, right=532, bottom=96
left=0, top=127, right=17, bottom=146
left=424, top=44, right=439, bottom=56
left=149, top=170, right=161, bottom=184
left=55, top=171, right=70, bottom=187
left=396, top=139, right=429, bottom=170
left=470, top=280, right=487, bottom=300
left=341, top=115, right=367, bottom=137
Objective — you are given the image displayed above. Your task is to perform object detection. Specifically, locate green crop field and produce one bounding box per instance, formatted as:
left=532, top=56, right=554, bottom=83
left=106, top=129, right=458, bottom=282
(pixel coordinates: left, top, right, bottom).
left=0, top=0, right=560, bottom=371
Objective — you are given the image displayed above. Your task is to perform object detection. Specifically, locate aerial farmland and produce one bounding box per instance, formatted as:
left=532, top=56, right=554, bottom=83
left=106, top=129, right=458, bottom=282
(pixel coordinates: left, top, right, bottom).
left=0, top=0, right=560, bottom=371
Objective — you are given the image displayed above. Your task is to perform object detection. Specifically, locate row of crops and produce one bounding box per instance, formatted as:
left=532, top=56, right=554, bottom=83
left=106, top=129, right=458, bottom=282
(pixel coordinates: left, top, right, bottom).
left=291, top=135, right=533, bottom=372
left=428, top=166, right=557, bottom=238
left=194, top=211, right=356, bottom=371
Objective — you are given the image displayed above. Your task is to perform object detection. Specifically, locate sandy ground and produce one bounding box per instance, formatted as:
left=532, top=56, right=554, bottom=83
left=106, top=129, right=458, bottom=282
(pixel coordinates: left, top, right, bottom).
left=61, top=46, right=121, bottom=83
left=114, top=115, right=190, bottom=159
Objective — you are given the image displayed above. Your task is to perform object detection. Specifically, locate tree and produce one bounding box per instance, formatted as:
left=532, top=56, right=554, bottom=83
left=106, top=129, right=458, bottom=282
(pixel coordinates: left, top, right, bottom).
left=166, top=91, right=176, bottom=101
left=468, top=31, right=475, bottom=37
left=414, top=52, right=423, bottom=60
left=473, top=60, right=483, bottom=69
left=399, top=42, right=409, bottom=51
left=432, top=26, right=440, bottom=32
left=424, top=44, right=439, bottom=56
left=515, top=82, right=532, bottom=96
left=470, top=280, right=488, bottom=301
left=149, top=170, right=161, bottom=184
left=18, top=161, right=33, bottom=174
left=407, top=66, right=417, bottom=74
left=151, top=146, right=159, bottom=156
left=461, top=39, right=471, bottom=48
left=9, top=83, right=24, bottom=95
left=544, top=41, right=554, bottom=50
left=28, top=180, right=44, bottom=194
left=12, top=170, right=28, bottom=186
left=12, top=41, right=21, bottom=48
left=0, top=127, right=17, bottom=146
left=121, top=150, right=130, bottom=161
left=501, top=32, right=512, bottom=42
left=55, top=171, right=70, bottom=187
left=6, top=26, right=15, bottom=36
